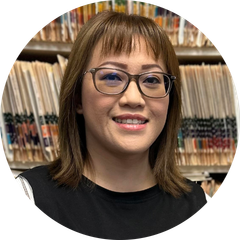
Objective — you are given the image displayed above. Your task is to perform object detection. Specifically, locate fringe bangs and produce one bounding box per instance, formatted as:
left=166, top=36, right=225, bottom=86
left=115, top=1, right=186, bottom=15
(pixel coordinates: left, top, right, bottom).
left=96, top=12, right=164, bottom=59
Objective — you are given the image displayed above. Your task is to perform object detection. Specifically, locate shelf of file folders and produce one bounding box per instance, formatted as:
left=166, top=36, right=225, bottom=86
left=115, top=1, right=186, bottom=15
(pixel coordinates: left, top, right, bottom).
left=1, top=104, right=61, bottom=162
left=2, top=113, right=237, bottom=163
left=176, top=117, right=237, bottom=165
left=29, top=1, right=216, bottom=49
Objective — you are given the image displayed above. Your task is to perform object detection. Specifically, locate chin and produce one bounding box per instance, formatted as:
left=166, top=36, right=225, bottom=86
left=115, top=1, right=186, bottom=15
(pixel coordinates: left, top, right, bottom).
left=114, top=143, right=150, bottom=156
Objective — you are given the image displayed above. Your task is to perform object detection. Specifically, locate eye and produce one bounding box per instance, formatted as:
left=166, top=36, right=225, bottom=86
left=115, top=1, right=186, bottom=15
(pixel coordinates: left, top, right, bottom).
left=101, top=73, right=122, bottom=81
left=143, top=76, right=161, bottom=84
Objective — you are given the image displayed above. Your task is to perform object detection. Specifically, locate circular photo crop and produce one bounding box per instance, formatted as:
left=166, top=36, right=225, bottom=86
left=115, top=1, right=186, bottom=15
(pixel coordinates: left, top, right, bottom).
left=1, top=1, right=239, bottom=239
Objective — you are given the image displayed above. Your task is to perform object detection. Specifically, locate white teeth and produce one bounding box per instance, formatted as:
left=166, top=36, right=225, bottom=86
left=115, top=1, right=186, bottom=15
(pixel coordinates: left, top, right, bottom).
left=114, top=118, right=146, bottom=124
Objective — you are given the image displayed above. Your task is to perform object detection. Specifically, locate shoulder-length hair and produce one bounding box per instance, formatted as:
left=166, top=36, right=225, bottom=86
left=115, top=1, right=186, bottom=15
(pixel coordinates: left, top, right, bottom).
left=49, top=10, right=191, bottom=198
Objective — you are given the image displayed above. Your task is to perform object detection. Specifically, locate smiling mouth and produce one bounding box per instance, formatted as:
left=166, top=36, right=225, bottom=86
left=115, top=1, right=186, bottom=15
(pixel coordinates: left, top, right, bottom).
left=112, top=118, right=148, bottom=125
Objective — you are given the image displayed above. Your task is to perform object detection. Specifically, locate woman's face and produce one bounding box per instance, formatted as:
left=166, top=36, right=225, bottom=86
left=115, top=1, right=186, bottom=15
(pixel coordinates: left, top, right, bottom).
left=76, top=37, right=169, bottom=157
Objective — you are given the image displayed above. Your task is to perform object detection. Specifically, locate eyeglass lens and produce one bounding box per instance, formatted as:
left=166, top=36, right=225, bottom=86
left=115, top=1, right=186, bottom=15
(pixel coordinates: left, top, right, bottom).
left=94, top=68, right=170, bottom=98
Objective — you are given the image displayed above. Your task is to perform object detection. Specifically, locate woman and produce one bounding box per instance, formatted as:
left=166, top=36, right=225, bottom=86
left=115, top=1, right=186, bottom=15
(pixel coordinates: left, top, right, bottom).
left=17, top=11, right=206, bottom=239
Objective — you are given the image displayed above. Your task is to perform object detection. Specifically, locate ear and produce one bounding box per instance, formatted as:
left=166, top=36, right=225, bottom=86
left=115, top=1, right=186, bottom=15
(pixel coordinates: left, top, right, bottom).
left=75, top=93, right=83, bottom=114
left=76, top=103, right=83, bottom=114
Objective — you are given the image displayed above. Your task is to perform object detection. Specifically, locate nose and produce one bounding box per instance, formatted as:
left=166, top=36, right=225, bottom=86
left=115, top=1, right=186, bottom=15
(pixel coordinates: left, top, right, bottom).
left=119, top=80, right=145, bottom=108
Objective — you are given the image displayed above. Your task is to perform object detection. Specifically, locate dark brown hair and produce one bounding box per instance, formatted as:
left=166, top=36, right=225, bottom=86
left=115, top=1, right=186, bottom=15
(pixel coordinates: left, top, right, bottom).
left=49, top=11, right=191, bottom=198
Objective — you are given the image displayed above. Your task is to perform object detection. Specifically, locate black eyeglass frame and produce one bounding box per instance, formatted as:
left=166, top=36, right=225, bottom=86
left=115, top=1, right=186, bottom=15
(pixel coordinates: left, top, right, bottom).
left=82, top=67, right=176, bottom=98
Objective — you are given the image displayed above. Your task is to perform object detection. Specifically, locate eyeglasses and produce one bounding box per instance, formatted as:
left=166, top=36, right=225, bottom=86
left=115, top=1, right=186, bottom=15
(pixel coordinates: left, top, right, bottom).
left=83, top=67, right=176, bottom=98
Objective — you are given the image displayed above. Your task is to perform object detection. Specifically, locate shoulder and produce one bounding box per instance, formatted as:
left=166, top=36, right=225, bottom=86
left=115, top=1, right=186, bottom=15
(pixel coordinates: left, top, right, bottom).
left=20, top=165, right=50, bottom=179
left=186, top=179, right=206, bottom=195
left=20, top=165, right=50, bottom=182
left=18, top=165, right=69, bottom=209
left=184, top=179, right=207, bottom=208
left=19, top=165, right=55, bottom=194
left=16, top=165, right=52, bottom=206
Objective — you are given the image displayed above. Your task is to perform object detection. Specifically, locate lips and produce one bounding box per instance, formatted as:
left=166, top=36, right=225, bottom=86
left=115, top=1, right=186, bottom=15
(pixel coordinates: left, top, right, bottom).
left=113, top=114, right=147, bottom=121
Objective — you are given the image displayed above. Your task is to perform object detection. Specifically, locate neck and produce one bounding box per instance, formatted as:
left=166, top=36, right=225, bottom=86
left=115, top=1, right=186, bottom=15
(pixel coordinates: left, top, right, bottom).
left=84, top=148, right=157, bottom=193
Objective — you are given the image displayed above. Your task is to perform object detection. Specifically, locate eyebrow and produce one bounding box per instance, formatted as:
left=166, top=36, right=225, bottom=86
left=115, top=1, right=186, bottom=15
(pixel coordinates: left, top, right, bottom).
left=98, top=61, right=163, bottom=72
left=98, top=61, right=128, bottom=69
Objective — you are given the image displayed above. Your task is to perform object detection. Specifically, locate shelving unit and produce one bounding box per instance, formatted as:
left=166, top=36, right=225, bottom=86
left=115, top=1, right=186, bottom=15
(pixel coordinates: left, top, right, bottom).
left=12, top=40, right=234, bottom=182
left=4, top=1, right=236, bottom=186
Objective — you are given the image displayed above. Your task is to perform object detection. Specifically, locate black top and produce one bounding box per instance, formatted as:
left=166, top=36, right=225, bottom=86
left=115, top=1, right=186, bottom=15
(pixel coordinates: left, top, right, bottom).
left=20, top=166, right=206, bottom=239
